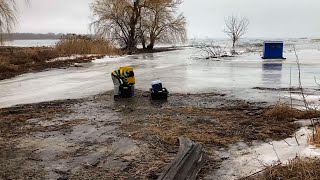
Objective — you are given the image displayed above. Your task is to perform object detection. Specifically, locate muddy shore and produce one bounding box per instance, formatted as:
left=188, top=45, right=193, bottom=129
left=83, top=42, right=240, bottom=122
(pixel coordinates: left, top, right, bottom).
left=0, top=90, right=302, bottom=180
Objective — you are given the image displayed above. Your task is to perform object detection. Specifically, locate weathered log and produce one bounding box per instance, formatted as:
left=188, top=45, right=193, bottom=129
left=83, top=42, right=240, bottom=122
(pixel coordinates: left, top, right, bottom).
left=158, top=137, right=205, bottom=180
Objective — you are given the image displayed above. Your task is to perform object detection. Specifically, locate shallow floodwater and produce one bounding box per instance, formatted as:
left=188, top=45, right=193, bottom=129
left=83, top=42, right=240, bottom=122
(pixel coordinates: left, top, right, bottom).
left=0, top=46, right=320, bottom=108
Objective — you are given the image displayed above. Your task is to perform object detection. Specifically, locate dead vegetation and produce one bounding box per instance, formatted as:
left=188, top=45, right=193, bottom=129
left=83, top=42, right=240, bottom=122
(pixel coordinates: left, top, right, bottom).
left=114, top=97, right=306, bottom=179
left=55, top=35, right=121, bottom=55
left=0, top=46, right=105, bottom=80
left=0, top=34, right=124, bottom=80
left=249, top=157, right=320, bottom=180
left=119, top=102, right=301, bottom=148
left=265, top=103, right=320, bottom=121
left=194, top=42, right=229, bottom=59
left=309, top=126, right=320, bottom=147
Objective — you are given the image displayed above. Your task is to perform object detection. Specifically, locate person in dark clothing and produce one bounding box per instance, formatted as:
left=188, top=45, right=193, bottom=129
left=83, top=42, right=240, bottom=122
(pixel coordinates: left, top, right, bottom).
left=111, top=69, right=130, bottom=96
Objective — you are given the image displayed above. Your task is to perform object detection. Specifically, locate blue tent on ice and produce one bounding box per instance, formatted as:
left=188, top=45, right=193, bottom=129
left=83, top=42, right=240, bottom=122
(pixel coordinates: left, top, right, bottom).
left=262, top=41, right=286, bottom=59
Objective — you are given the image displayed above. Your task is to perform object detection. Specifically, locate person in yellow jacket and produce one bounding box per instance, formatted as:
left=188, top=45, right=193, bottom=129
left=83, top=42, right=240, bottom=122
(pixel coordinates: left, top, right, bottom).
left=111, top=69, right=130, bottom=97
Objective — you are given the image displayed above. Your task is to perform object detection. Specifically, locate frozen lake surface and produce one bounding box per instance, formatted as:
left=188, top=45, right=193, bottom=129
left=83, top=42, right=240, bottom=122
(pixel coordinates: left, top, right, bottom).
left=4, top=39, right=58, bottom=47
left=0, top=40, right=320, bottom=108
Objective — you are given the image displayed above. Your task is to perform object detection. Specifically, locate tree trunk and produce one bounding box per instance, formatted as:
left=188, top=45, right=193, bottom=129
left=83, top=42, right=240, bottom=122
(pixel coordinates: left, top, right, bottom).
left=231, top=37, right=236, bottom=55
left=147, top=36, right=155, bottom=50
left=141, top=39, right=146, bottom=49
left=127, top=0, right=140, bottom=50
left=140, top=32, right=146, bottom=49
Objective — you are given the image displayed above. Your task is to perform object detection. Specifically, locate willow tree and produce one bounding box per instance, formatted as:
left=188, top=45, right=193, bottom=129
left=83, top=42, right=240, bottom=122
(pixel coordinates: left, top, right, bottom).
left=91, top=0, right=186, bottom=50
left=0, top=0, right=27, bottom=37
left=0, top=0, right=29, bottom=43
left=91, top=0, right=144, bottom=50
left=142, top=0, right=186, bottom=49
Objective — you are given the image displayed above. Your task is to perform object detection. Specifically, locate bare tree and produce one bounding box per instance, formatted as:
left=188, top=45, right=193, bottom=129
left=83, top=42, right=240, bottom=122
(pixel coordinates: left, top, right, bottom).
left=91, top=0, right=143, bottom=50
left=224, top=15, right=249, bottom=54
left=141, top=0, right=186, bottom=49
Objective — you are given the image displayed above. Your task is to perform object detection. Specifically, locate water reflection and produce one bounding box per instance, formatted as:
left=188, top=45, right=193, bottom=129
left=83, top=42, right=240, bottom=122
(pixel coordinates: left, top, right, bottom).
left=262, top=62, right=283, bottom=87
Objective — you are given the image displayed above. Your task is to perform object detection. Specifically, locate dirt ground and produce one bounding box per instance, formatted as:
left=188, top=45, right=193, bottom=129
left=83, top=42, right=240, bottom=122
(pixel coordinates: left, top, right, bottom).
left=0, top=90, right=301, bottom=180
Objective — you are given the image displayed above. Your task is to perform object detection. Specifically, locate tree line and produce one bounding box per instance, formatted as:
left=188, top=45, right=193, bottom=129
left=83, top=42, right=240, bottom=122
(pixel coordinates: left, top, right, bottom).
left=1, top=33, right=64, bottom=40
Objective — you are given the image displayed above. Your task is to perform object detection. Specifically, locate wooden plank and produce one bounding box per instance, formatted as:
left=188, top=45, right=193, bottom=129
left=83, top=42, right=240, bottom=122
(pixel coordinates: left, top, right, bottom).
left=158, top=137, right=205, bottom=180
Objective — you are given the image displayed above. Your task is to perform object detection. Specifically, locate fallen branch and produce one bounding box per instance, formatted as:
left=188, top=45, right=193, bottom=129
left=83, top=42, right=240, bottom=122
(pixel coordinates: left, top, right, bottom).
left=158, top=137, right=205, bottom=180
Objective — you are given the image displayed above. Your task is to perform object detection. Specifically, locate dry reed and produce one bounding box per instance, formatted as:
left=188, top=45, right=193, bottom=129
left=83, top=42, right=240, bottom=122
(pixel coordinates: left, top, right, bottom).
left=249, top=157, right=320, bottom=180
left=264, top=103, right=299, bottom=121
left=265, top=103, right=320, bottom=121
left=55, top=35, right=121, bottom=55
left=309, top=126, right=320, bottom=147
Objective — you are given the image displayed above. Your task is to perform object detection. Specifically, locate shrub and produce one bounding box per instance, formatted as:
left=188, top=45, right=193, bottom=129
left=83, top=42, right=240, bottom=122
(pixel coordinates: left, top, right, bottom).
left=0, top=59, right=18, bottom=72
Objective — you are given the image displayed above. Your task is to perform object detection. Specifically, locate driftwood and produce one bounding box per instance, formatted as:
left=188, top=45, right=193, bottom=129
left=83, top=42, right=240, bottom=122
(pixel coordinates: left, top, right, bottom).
left=158, top=137, right=205, bottom=180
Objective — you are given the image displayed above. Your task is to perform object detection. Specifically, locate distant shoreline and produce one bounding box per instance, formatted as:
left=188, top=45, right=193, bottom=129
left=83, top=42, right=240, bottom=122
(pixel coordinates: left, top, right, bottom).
left=1, top=33, right=62, bottom=40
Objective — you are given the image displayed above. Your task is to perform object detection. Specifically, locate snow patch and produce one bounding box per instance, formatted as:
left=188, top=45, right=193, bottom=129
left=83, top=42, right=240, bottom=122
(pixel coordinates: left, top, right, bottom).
left=47, top=55, right=98, bottom=62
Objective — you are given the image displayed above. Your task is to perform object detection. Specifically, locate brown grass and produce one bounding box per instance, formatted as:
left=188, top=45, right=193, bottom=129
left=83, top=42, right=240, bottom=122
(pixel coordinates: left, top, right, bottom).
left=249, top=157, right=320, bottom=180
left=309, top=126, right=320, bottom=147
left=115, top=99, right=301, bottom=179
left=264, top=103, right=299, bottom=121
left=265, top=103, right=320, bottom=121
left=0, top=46, right=107, bottom=80
left=55, top=35, right=122, bottom=55
left=119, top=104, right=300, bottom=148
left=0, top=58, right=18, bottom=72
left=130, top=116, right=240, bottom=147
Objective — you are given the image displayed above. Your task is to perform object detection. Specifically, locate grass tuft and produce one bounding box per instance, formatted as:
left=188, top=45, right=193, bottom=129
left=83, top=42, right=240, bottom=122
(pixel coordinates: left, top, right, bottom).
left=0, top=58, right=18, bottom=72
left=265, top=103, right=320, bottom=121
left=265, top=103, right=298, bottom=121
left=249, top=157, right=320, bottom=180
left=309, top=126, right=320, bottom=147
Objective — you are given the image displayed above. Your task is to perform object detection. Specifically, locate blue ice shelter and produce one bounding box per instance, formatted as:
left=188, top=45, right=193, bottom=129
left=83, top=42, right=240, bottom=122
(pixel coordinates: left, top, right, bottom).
left=262, top=41, right=285, bottom=59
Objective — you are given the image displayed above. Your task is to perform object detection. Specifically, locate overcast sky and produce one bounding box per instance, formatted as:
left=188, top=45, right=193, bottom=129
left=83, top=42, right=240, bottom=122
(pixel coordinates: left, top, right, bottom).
left=16, top=0, right=320, bottom=39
